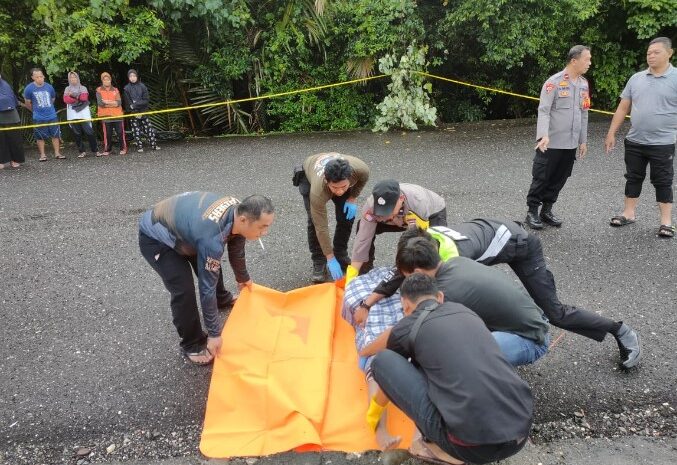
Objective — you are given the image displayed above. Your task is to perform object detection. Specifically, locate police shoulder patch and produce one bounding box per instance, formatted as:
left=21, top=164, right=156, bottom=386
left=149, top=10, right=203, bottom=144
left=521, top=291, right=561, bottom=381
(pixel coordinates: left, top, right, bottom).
left=545, top=82, right=555, bottom=93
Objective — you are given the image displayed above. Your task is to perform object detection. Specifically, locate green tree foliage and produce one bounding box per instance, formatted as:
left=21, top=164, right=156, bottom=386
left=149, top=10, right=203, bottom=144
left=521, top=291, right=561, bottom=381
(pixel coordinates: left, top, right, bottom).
left=374, top=44, right=437, bottom=132
left=0, top=0, right=674, bottom=134
left=33, top=0, right=165, bottom=76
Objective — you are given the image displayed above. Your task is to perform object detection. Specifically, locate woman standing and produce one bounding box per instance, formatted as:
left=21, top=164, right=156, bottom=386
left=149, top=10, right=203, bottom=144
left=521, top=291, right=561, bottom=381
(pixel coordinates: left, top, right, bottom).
left=0, top=73, right=25, bottom=169
left=63, top=72, right=99, bottom=158
left=96, top=72, right=127, bottom=156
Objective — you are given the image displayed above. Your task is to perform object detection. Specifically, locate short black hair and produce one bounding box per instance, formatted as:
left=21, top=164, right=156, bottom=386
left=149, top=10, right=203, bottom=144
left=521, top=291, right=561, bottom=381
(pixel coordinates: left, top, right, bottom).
left=324, top=158, right=353, bottom=183
left=397, top=227, right=437, bottom=253
left=30, top=68, right=43, bottom=77
left=396, top=237, right=441, bottom=274
left=400, top=273, right=438, bottom=302
left=649, top=37, right=672, bottom=50
left=237, top=195, right=274, bottom=221
left=567, top=45, right=590, bottom=62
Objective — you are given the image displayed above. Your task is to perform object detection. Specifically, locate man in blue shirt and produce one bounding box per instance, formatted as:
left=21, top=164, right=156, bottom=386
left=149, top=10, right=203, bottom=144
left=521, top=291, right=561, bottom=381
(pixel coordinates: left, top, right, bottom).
left=139, top=193, right=275, bottom=365
left=23, top=68, right=63, bottom=161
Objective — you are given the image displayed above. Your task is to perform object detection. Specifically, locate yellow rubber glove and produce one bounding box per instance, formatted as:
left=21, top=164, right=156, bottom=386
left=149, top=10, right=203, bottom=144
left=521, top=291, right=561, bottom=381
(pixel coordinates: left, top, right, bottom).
left=345, top=265, right=359, bottom=286
left=366, top=396, right=386, bottom=431
left=405, top=212, right=429, bottom=230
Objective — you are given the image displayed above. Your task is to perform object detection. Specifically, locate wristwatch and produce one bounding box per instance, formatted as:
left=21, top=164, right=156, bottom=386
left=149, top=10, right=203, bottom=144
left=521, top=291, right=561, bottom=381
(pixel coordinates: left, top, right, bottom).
left=358, top=299, right=372, bottom=310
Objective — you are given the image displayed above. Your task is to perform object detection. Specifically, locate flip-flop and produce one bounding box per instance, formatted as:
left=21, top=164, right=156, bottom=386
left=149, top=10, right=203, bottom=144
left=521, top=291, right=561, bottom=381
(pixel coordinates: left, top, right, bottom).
left=182, top=348, right=214, bottom=366
left=55, top=155, right=66, bottom=159
left=657, top=224, right=675, bottom=238
left=610, top=215, right=635, bottom=227
left=38, top=156, right=48, bottom=162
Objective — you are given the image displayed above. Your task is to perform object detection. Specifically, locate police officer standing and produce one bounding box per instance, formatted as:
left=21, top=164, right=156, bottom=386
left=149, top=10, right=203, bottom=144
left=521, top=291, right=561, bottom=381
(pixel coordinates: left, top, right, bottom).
left=526, top=45, right=592, bottom=229
left=298, top=152, right=370, bottom=282
left=138, top=193, right=275, bottom=365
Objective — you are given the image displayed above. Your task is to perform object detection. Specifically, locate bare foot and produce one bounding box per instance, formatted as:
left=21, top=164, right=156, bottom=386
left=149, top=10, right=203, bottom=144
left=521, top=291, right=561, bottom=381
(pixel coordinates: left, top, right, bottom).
left=376, top=426, right=401, bottom=450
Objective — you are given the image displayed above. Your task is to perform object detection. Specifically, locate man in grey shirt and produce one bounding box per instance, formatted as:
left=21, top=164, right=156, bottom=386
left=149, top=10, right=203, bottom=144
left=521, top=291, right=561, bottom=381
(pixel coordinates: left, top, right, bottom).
left=526, top=45, right=592, bottom=229
left=606, top=37, right=677, bottom=238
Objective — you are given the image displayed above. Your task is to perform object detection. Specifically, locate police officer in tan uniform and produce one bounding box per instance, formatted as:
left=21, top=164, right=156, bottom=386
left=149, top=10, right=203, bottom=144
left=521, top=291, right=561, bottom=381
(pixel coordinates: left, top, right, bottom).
left=299, top=152, right=370, bottom=282
left=526, top=45, right=592, bottom=229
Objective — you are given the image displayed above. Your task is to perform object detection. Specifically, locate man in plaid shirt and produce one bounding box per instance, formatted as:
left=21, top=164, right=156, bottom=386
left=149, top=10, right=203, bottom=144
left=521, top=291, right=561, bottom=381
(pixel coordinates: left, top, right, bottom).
left=341, top=267, right=403, bottom=450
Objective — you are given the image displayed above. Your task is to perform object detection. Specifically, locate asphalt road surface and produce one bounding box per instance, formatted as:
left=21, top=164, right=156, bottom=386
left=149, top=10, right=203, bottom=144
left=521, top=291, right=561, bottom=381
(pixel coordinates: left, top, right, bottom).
left=1, top=118, right=675, bottom=464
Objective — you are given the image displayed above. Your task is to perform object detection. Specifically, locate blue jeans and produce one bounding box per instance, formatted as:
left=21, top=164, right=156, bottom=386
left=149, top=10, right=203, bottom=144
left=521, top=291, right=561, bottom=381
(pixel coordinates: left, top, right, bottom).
left=491, top=331, right=549, bottom=366
left=372, top=350, right=527, bottom=464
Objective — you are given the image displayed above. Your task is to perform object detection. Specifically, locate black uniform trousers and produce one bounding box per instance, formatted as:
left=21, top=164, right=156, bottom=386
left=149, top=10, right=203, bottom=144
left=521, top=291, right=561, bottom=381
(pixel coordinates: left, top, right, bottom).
left=526, top=148, right=577, bottom=209
left=359, top=208, right=448, bottom=273
left=299, top=176, right=354, bottom=268
left=487, top=225, right=620, bottom=341
left=139, top=232, right=235, bottom=352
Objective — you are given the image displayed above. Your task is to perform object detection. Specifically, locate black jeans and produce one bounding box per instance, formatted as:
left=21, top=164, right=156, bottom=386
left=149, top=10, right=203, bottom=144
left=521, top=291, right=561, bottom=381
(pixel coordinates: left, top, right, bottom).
left=624, top=139, right=675, bottom=203
left=372, top=350, right=527, bottom=464
left=504, top=233, right=620, bottom=341
left=139, top=232, right=234, bottom=352
left=526, top=148, right=577, bottom=209
left=0, top=123, right=25, bottom=164
left=299, top=176, right=354, bottom=267
left=359, top=208, right=447, bottom=273
left=69, top=122, right=98, bottom=153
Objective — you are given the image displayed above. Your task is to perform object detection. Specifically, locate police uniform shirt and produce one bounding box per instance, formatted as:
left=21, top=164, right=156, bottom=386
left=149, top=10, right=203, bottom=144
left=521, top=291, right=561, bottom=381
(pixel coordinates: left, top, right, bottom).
left=387, top=300, right=534, bottom=445
left=303, top=152, right=370, bottom=256
left=537, top=70, right=590, bottom=149
left=352, top=183, right=446, bottom=263
left=138, top=192, right=248, bottom=337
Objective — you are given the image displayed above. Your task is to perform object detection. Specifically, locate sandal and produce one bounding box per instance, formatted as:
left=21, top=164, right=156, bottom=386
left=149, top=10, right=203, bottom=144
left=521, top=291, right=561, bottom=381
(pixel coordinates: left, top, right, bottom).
left=408, top=439, right=464, bottom=465
left=119, top=149, right=127, bottom=156
left=38, top=156, right=48, bottom=162
left=10, top=161, right=21, bottom=168
left=55, top=154, right=66, bottom=160
left=610, top=215, right=635, bottom=227
left=657, top=224, right=675, bottom=238
left=182, top=348, right=214, bottom=366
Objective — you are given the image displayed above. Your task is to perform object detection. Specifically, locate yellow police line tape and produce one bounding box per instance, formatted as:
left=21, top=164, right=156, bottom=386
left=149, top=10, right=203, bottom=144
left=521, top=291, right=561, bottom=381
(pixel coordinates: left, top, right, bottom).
left=0, top=71, right=619, bottom=132
left=0, top=75, right=387, bottom=132
left=416, top=71, right=619, bottom=117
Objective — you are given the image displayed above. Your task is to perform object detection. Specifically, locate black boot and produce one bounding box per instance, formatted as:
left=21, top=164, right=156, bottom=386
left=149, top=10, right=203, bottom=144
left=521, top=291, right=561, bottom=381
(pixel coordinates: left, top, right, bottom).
left=613, top=323, right=641, bottom=368
left=311, top=262, right=326, bottom=283
left=540, top=203, right=563, bottom=227
left=525, top=208, right=544, bottom=230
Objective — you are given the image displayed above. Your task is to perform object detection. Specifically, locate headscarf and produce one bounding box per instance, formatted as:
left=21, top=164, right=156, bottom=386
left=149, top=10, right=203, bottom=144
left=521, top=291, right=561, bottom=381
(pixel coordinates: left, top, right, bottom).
left=100, top=72, right=112, bottom=88
left=65, top=71, right=87, bottom=97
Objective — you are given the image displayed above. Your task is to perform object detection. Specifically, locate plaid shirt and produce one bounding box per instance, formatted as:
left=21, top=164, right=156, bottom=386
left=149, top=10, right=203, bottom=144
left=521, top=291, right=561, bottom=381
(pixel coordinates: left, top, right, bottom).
left=341, top=267, right=404, bottom=373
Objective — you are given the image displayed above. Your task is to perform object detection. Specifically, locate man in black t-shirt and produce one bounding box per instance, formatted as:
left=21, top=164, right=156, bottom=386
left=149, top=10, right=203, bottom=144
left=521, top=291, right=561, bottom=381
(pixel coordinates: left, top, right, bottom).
left=366, top=274, right=532, bottom=464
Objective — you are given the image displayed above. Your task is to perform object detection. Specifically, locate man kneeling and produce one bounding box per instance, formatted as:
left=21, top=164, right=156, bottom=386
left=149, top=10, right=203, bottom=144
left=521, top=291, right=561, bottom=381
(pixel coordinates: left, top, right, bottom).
left=368, top=274, right=533, bottom=464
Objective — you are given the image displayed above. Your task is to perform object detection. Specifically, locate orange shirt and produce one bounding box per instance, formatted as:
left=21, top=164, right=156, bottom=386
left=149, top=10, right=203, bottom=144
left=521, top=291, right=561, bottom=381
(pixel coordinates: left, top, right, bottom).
left=96, top=86, right=123, bottom=117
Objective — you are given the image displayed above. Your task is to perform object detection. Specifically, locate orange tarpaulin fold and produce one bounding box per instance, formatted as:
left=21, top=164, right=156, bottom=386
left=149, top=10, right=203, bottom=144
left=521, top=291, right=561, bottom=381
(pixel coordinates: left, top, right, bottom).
left=200, top=283, right=414, bottom=458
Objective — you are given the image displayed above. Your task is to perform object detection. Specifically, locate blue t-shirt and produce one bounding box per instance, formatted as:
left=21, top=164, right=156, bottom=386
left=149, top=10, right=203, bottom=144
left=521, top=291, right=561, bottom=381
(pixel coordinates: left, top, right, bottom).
left=23, top=82, right=57, bottom=121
